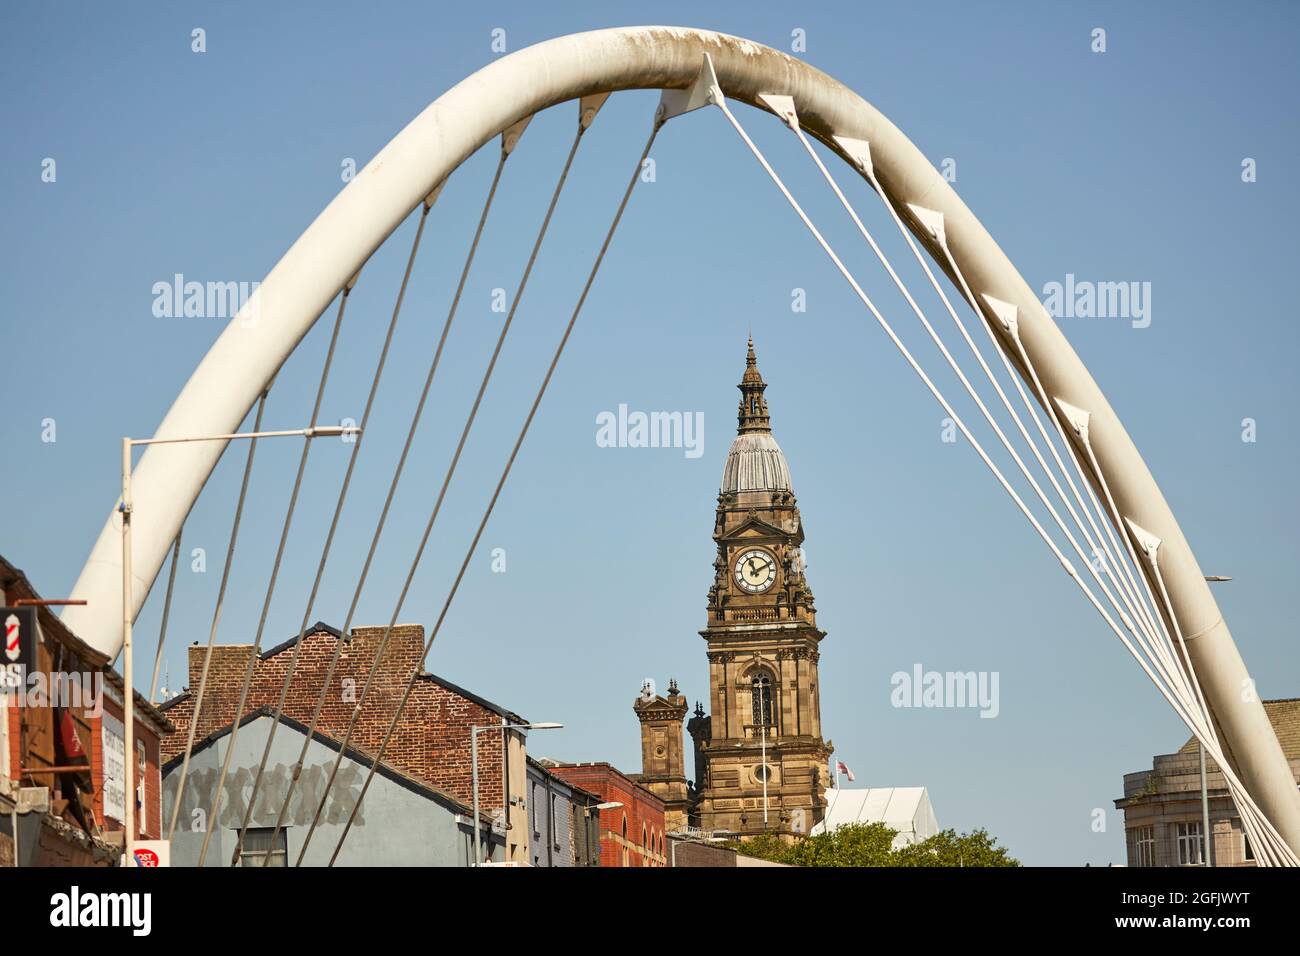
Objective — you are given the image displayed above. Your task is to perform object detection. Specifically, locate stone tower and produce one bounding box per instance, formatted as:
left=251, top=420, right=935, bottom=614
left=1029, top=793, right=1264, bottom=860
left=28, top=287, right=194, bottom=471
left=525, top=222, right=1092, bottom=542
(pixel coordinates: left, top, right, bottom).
left=689, top=338, right=832, bottom=839
left=632, top=678, right=693, bottom=832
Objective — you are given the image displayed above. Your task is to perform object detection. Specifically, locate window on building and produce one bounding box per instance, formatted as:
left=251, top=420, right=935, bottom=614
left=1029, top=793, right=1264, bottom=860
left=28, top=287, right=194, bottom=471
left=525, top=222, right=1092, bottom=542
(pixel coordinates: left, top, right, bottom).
left=751, top=674, right=774, bottom=729
left=621, top=816, right=629, bottom=867
left=532, top=784, right=540, bottom=837
left=1175, top=822, right=1204, bottom=866
left=1127, top=825, right=1155, bottom=867
left=237, top=827, right=288, bottom=867
left=551, top=794, right=560, bottom=851
left=1244, top=833, right=1254, bottom=862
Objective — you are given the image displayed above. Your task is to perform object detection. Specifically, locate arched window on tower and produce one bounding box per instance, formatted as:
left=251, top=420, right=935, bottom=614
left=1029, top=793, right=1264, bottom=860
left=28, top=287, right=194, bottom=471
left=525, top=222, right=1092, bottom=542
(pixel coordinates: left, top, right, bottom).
left=752, top=674, right=774, bottom=730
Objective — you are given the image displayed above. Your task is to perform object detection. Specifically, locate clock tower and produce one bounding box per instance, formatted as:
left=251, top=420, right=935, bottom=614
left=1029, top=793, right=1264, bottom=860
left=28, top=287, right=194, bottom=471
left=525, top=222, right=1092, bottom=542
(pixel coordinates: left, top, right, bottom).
left=688, top=339, right=832, bottom=838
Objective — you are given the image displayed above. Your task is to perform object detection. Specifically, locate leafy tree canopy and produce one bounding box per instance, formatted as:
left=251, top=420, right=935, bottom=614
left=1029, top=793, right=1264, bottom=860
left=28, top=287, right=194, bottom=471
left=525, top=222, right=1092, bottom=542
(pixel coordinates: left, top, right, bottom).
left=725, top=823, right=1019, bottom=867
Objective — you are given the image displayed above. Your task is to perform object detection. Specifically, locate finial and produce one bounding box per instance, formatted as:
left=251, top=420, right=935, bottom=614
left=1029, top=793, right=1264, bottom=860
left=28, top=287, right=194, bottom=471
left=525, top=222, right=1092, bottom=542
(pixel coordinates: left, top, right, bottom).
left=737, top=336, right=771, bottom=433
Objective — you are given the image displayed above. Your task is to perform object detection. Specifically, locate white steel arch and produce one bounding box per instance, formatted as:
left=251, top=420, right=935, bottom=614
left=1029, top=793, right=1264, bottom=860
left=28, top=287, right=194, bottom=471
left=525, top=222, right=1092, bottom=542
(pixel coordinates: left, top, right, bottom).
left=61, top=26, right=1300, bottom=855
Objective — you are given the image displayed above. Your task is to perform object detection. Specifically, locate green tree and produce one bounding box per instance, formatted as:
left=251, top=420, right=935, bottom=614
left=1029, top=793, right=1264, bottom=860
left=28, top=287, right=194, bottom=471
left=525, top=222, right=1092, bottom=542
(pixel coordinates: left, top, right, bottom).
left=786, top=822, right=898, bottom=867
left=892, top=828, right=1020, bottom=867
left=726, top=832, right=792, bottom=864
left=727, top=824, right=1019, bottom=867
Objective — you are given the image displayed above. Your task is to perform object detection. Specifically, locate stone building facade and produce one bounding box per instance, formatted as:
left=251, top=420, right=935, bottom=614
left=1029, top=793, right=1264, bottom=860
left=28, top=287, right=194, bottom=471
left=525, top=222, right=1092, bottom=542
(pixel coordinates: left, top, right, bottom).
left=1115, top=698, right=1300, bottom=866
left=634, top=342, right=832, bottom=840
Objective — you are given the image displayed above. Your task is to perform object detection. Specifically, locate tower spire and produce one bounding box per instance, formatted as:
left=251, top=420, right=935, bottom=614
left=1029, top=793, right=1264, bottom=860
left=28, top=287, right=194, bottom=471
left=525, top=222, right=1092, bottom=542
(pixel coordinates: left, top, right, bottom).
left=737, top=336, right=772, bottom=434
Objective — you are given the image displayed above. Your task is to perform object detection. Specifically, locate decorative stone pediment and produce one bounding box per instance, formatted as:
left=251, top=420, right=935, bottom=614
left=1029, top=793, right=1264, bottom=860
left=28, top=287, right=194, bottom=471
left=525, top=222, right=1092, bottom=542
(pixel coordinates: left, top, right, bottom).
left=721, top=513, right=789, bottom=542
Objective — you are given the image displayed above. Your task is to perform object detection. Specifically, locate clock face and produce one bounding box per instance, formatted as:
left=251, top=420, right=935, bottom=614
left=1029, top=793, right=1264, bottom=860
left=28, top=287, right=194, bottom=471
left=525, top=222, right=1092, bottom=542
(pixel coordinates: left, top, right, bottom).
left=734, top=548, right=777, bottom=593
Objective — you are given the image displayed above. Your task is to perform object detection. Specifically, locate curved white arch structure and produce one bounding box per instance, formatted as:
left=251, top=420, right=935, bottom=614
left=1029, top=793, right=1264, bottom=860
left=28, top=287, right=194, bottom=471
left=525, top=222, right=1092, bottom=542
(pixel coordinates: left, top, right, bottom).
left=62, top=26, right=1300, bottom=854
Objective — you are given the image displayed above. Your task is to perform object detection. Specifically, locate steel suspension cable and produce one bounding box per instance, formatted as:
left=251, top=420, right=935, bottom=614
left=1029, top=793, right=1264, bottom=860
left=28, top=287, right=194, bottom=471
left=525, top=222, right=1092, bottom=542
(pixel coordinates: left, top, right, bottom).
left=931, top=234, right=1173, bottom=667
left=713, top=97, right=1123, bottom=630
left=926, top=206, right=1293, bottom=863
left=164, top=389, right=269, bottom=840
left=147, top=528, right=182, bottom=703
left=1075, top=434, right=1295, bottom=863
left=866, top=192, right=1210, bottom=747
left=236, top=191, right=454, bottom=864
left=195, top=284, right=350, bottom=865
left=254, top=157, right=506, bottom=863
left=705, top=99, right=1269, bottom=840
left=779, top=118, right=1165, bottom=681
left=927, top=238, right=1212, bottom=731
left=867, top=167, right=1168, bottom=655
left=780, top=110, right=1217, bottom=774
left=295, top=121, right=588, bottom=865
left=891, top=184, right=1291, bottom=860
left=796, top=117, right=1294, bottom=864
left=326, top=116, right=662, bottom=866
left=832, top=137, right=1195, bottom=717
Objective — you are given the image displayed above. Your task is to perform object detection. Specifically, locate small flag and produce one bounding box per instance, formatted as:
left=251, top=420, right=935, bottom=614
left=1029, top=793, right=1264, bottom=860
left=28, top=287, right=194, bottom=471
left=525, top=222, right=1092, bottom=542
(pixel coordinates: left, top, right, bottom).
left=836, top=760, right=855, bottom=782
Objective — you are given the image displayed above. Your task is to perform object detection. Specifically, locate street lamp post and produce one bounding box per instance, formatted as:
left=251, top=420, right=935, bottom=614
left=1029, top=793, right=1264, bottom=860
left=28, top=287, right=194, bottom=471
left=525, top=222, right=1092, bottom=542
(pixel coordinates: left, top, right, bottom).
left=469, top=720, right=562, bottom=866
left=582, top=801, right=622, bottom=867
left=118, top=423, right=355, bottom=865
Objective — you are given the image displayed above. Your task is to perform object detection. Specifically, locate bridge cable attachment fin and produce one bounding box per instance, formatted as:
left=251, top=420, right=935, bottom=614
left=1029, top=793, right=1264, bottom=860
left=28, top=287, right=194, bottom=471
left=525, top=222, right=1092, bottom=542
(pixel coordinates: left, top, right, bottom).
left=757, top=93, right=799, bottom=130
left=1053, top=397, right=1092, bottom=444
left=831, top=135, right=873, bottom=178
left=580, top=93, right=611, bottom=130
left=1124, top=518, right=1162, bottom=567
left=423, top=180, right=446, bottom=211
left=657, top=52, right=724, bottom=124
left=906, top=202, right=946, bottom=246
left=980, top=293, right=1020, bottom=339
left=501, top=115, right=533, bottom=156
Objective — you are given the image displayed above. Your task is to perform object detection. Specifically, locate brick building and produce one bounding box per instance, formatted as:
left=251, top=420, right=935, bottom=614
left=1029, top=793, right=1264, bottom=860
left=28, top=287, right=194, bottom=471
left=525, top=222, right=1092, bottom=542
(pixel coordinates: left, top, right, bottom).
left=1116, top=698, right=1300, bottom=866
left=160, top=621, right=534, bottom=863
left=545, top=761, right=667, bottom=867
left=1, top=554, right=171, bottom=866
left=524, top=756, right=601, bottom=867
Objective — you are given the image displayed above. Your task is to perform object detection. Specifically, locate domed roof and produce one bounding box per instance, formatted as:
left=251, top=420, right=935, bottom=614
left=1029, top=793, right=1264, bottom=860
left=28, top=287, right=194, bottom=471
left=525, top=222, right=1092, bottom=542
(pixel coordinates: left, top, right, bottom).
left=721, top=431, right=792, bottom=493
left=719, top=337, right=793, bottom=494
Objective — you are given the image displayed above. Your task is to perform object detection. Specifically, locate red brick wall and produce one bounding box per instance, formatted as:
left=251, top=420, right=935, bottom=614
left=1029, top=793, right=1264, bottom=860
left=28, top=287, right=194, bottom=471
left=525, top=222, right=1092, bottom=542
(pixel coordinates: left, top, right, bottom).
left=161, top=625, right=511, bottom=814
left=548, top=764, right=667, bottom=867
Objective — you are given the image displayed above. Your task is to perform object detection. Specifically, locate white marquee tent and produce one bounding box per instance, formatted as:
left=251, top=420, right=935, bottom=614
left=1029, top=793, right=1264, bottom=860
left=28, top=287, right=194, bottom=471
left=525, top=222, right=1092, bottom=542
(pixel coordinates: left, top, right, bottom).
left=811, top=787, right=940, bottom=848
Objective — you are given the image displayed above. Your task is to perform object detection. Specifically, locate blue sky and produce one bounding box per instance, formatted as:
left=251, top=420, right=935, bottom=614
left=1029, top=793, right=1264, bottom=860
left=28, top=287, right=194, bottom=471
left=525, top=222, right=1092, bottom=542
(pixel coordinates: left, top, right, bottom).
left=3, top=1, right=1298, bottom=866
